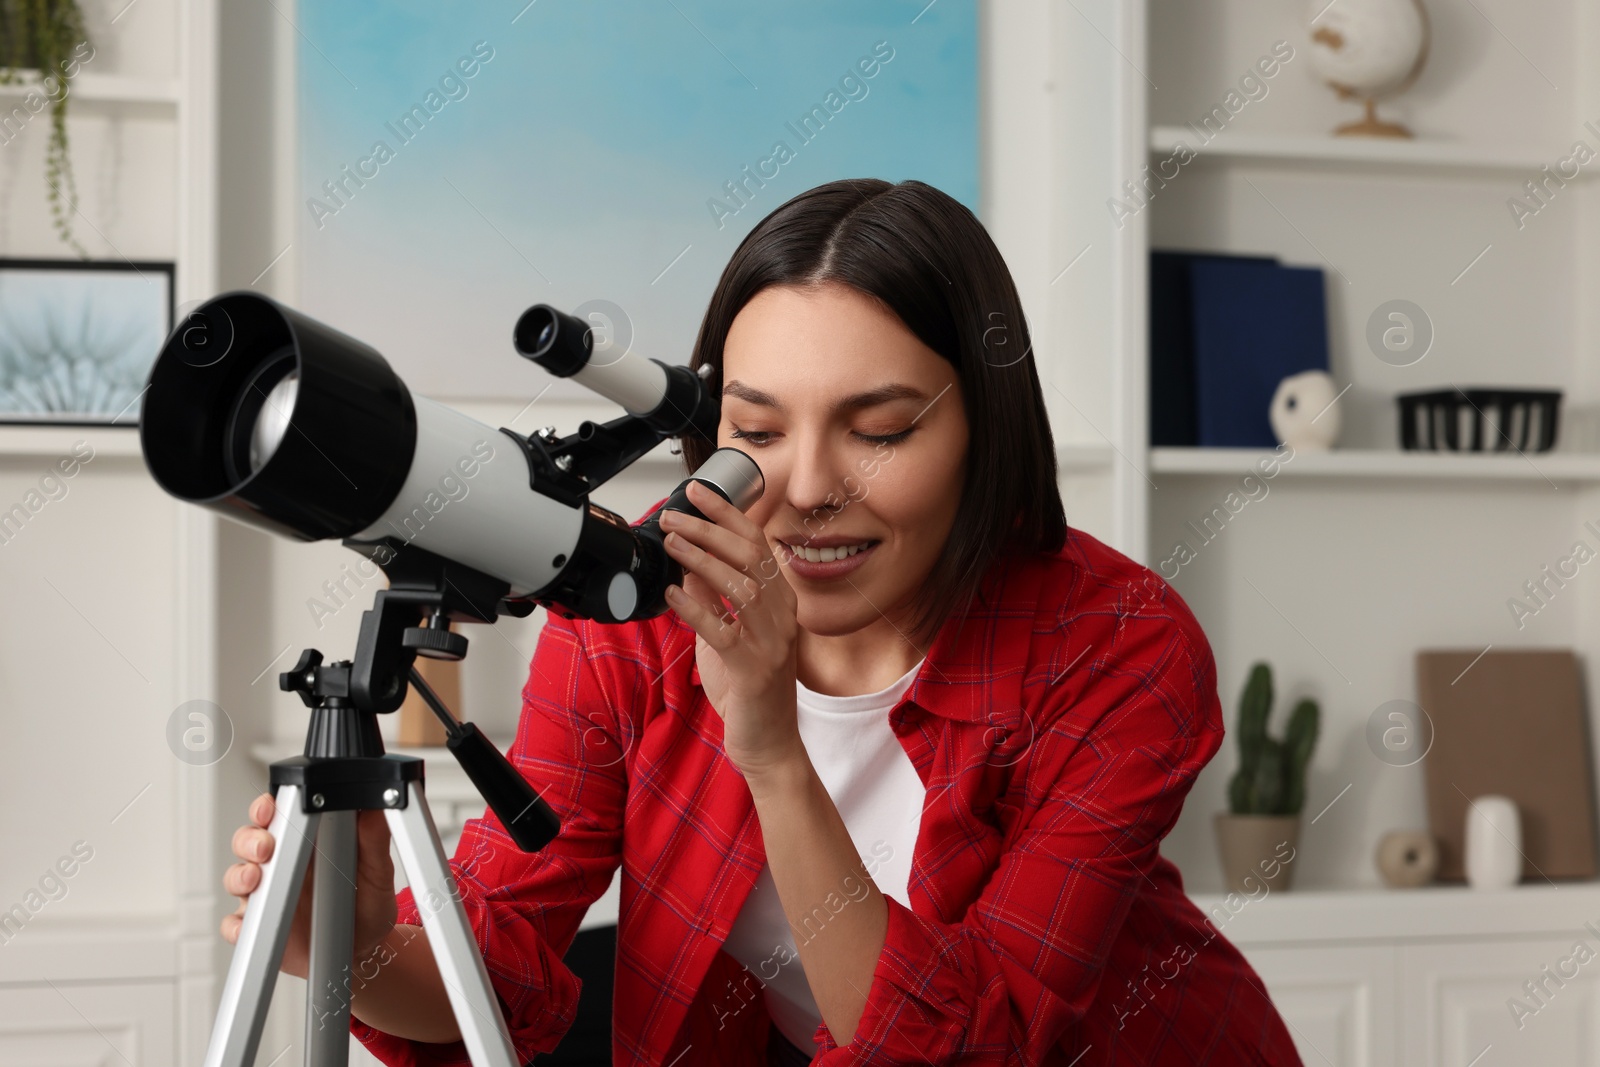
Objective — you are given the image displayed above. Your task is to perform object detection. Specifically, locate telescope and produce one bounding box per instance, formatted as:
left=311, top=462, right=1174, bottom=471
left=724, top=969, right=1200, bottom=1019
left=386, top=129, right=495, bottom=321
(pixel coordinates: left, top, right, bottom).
left=140, top=292, right=763, bottom=1067
left=142, top=291, right=762, bottom=625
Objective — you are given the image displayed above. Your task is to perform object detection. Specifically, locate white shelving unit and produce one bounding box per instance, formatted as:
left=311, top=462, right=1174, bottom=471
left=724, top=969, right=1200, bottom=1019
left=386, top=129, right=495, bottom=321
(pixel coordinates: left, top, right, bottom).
left=1139, top=0, right=1600, bottom=890
left=1125, top=2, right=1600, bottom=1064
left=0, top=2, right=224, bottom=1065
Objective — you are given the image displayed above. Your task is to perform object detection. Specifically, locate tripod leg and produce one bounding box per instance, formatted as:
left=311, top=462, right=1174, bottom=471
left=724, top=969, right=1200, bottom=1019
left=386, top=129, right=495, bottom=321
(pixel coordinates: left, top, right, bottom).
left=387, top=780, right=520, bottom=1067
left=305, top=810, right=358, bottom=1066
left=204, top=784, right=322, bottom=1067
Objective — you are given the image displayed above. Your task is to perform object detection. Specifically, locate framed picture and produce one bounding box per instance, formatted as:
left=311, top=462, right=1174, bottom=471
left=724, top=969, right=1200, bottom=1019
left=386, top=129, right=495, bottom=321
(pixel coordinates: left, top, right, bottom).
left=0, top=258, right=175, bottom=425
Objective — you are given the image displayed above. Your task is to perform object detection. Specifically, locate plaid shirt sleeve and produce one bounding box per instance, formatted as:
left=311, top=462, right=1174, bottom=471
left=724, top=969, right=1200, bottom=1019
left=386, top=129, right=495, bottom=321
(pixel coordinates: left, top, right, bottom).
left=814, top=608, right=1225, bottom=1064
left=350, top=611, right=629, bottom=1066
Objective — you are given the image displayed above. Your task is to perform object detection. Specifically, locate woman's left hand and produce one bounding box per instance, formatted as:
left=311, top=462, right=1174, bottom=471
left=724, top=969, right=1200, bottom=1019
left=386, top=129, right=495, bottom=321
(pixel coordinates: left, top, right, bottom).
left=660, top=479, right=805, bottom=779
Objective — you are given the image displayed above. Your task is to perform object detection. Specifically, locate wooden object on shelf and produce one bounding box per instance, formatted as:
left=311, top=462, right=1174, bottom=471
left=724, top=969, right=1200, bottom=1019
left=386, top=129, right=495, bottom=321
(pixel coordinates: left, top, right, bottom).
left=1376, top=829, right=1439, bottom=887
left=1335, top=97, right=1414, bottom=139
left=1417, top=649, right=1598, bottom=882
left=399, top=654, right=459, bottom=748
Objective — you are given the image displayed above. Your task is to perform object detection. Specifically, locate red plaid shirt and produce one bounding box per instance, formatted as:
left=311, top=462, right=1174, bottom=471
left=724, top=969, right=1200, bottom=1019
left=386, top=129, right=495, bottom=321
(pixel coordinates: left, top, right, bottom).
left=352, top=499, right=1302, bottom=1066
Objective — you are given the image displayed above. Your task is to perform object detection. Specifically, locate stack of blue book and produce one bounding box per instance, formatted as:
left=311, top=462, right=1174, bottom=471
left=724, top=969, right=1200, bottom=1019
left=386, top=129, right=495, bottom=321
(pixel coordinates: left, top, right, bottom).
left=1149, top=251, right=1330, bottom=448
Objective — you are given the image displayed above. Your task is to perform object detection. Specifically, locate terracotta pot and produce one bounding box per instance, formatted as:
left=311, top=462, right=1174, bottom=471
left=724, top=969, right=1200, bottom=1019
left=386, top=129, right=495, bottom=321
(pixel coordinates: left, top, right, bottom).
left=1214, top=814, right=1301, bottom=894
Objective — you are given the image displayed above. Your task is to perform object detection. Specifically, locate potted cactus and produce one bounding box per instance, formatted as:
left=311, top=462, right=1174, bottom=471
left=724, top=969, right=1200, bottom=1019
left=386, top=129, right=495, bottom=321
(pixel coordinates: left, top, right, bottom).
left=1214, top=662, right=1320, bottom=894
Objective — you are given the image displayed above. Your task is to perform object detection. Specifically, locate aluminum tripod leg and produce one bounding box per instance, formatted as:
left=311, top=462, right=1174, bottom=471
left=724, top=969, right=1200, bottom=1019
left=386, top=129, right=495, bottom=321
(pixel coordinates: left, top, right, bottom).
left=305, top=811, right=358, bottom=1064
left=203, top=783, right=321, bottom=1067
left=386, top=779, right=519, bottom=1067
left=202, top=778, right=518, bottom=1067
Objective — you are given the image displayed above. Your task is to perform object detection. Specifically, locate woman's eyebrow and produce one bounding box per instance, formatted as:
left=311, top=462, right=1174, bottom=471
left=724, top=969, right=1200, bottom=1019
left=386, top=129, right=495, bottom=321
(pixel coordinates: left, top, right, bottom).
left=721, top=379, right=929, bottom=415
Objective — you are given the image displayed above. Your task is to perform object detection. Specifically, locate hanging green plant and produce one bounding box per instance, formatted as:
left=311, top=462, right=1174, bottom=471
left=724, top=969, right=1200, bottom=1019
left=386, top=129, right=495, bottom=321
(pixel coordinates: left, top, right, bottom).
left=0, top=0, right=95, bottom=258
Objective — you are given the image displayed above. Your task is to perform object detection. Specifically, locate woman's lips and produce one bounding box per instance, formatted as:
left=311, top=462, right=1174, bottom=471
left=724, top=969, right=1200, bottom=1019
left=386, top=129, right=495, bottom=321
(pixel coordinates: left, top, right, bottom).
left=777, top=540, right=879, bottom=580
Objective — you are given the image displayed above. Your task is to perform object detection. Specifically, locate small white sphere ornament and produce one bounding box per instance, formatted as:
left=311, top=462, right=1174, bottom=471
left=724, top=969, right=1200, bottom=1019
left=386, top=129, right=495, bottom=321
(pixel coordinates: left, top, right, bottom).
left=1270, top=370, right=1341, bottom=451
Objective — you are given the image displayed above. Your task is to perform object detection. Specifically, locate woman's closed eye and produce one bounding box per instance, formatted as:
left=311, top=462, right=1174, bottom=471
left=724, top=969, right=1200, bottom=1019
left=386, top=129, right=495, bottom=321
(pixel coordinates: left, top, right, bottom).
left=728, top=426, right=917, bottom=447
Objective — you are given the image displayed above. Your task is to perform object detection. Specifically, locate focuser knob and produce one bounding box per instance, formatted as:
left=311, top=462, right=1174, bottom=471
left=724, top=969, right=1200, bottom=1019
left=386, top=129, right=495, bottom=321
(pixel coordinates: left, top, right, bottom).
left=403, top=626, right=469, bottom=661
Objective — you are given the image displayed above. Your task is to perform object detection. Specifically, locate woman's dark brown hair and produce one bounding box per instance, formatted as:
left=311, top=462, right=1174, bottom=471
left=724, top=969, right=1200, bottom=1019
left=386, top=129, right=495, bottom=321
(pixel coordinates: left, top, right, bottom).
left=681, top=177, right=1067, bottom=645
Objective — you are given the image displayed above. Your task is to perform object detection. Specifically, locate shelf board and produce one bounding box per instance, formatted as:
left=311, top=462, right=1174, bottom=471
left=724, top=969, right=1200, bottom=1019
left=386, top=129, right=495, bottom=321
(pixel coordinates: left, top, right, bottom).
left=1190, top=881, right=1600, bottom=946
left=1149, top=125, right=1561, bottom=175
left=1150, top=447, right=1600, bottom=483
left=0, top=71, right=180, bottom=107
left=0, top=422, right=143, bottom=458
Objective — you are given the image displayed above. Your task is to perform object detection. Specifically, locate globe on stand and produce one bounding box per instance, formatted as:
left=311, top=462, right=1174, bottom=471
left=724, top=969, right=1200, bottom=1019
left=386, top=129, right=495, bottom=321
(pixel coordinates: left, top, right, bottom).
left=1307, top=0, right=1430, bottom=139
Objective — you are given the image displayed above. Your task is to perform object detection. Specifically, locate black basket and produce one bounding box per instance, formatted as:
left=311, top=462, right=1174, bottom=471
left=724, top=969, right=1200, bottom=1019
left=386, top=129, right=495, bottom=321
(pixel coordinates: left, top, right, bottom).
left=1397, top=388, right=1562, bottom=453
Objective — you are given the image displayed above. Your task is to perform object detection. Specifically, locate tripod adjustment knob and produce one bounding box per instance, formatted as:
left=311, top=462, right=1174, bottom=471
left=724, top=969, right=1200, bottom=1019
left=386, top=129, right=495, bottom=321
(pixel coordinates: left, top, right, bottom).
left=403, top=626, right=468, bottom=661
left=280, top=649, right=325, bottom=707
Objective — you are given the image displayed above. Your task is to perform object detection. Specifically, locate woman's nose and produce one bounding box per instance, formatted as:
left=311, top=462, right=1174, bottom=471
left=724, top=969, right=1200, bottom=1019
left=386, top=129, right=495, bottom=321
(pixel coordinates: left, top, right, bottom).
left=778, top=443, right=852, bottom=526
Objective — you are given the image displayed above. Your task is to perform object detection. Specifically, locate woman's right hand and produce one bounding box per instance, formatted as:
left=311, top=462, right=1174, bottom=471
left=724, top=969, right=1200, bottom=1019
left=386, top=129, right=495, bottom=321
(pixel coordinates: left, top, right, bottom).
left=221, top=792, right=400, bottom=979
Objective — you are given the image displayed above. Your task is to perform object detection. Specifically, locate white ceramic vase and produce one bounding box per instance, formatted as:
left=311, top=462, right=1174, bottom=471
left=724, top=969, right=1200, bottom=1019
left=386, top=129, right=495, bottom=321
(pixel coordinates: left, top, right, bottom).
left=1464, top=794, right=1522, bottom=890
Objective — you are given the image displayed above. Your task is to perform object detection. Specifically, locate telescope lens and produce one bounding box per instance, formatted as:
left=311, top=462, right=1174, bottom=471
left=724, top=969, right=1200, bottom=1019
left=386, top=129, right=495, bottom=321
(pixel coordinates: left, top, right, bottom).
left=514, top=304, right=596, bottom=379
left=220, top=347, right=297, bottom=485
left=140, top=291, right=417, bottom=542
left=250, top=371, right=299, bottom=474
left=513, top=306, right=559, bottom=360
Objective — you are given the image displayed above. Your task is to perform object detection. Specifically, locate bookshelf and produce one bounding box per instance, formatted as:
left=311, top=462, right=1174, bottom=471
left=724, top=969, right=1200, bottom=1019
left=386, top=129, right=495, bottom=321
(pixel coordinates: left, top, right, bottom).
left=1109, top=2, right=1600, bottom=1062
left=1129, top=0, right=1600, bottom=894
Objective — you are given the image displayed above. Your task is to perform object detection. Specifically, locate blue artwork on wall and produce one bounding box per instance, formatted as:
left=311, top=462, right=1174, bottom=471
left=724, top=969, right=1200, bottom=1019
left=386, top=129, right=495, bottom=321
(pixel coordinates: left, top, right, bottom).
left=295, top=0, right=979, bottom=400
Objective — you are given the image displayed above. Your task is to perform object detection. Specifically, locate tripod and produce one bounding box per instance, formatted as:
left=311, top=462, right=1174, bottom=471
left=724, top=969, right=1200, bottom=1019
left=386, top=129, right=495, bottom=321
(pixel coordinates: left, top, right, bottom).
left=203, top=544, right=562, bottom=1067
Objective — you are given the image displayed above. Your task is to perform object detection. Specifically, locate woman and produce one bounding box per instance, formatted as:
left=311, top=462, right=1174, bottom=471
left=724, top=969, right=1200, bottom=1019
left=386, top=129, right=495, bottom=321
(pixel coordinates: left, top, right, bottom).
left=223, top=178, right=1302, bottom=1065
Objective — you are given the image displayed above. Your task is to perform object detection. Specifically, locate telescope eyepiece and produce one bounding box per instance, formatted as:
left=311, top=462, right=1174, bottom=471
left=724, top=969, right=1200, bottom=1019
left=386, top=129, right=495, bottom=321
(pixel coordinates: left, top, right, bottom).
left=514, top=304, right=593, bottom=378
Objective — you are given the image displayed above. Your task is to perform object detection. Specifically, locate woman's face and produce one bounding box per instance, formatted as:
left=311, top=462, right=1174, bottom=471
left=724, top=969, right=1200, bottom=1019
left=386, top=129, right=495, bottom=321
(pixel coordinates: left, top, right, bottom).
left=718, top=281, right=969, bottom=641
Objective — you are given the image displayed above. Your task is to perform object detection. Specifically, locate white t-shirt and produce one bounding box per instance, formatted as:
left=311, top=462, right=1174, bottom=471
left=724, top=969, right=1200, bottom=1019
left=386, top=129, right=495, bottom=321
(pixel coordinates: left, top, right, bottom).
left=720, top=655, right=929, bottom=1050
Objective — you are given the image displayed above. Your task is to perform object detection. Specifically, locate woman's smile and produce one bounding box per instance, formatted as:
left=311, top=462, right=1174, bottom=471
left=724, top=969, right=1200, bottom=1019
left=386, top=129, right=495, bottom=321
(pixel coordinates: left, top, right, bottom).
left=776, top=537, right=882, bottom=580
